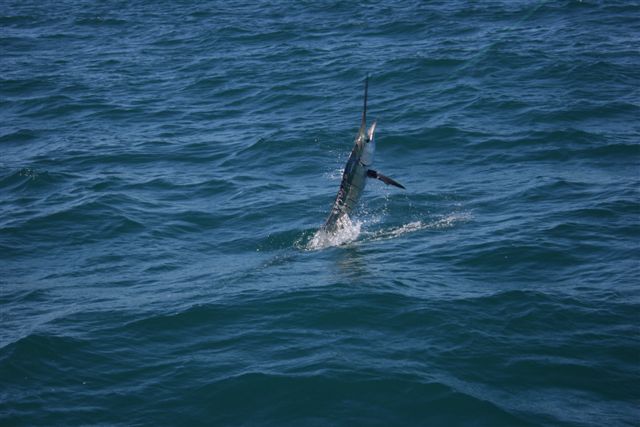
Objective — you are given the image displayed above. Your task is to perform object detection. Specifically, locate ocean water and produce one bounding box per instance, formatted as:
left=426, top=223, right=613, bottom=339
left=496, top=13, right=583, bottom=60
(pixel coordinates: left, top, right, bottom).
left=1, top=0, right=639, bottom=425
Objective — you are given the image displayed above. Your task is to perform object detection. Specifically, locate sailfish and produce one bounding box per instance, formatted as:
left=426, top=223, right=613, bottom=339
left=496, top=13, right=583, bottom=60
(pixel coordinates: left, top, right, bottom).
left=323, top=77, right=405, bottom=233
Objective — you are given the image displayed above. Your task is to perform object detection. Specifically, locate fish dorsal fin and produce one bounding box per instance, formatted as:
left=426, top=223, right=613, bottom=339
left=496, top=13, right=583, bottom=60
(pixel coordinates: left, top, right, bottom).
left=359, top=76, right=369, bottom=135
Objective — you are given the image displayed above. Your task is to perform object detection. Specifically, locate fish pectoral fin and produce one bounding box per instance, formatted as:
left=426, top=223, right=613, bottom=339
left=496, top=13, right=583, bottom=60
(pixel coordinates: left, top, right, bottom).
left=367, top=169, right=406, bottom=189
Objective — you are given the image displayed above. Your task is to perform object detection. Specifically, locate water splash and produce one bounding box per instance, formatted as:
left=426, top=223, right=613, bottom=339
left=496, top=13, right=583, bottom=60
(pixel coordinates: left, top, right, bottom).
left=365, top=212, right=471, bottom=242
left=306, top=215, right=362, bottom=250
left=303, top=212, right=471, bottom=250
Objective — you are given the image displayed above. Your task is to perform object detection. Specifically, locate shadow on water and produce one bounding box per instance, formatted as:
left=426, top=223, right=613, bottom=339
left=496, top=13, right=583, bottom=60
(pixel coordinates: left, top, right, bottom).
left=333, top=244, right=369, bottom=281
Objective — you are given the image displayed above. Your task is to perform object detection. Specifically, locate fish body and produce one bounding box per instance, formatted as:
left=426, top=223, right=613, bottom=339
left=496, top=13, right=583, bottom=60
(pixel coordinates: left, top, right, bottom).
left=323, top=77, right=404, bottom=233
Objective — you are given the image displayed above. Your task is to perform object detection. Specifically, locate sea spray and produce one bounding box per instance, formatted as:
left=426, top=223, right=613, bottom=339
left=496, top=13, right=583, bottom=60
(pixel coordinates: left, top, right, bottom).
left=307, top=214, right=362, bottom=250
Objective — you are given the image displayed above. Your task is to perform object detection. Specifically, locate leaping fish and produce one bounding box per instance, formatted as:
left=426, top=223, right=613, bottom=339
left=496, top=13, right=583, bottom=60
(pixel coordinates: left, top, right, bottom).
left=323, top=77, right=405, bottom=233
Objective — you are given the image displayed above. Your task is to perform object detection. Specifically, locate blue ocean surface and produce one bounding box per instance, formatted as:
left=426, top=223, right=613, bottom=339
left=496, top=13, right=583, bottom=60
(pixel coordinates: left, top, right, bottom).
left=1, top=0, right=639, bottom=426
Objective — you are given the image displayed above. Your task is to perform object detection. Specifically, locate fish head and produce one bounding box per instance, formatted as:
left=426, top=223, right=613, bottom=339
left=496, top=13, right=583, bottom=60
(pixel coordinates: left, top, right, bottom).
left=359, top=120, right=376, bottom=166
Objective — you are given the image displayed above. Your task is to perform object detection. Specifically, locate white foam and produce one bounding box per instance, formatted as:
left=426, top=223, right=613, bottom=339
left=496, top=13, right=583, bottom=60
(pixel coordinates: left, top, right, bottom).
left=429, top=211, right=471, bottom=229
left=306, top=215, right=362, bottom=250
left=388, top=220, right=425, bottom=237
left=366, top=212, right=472, bottom=242
left=303, top=211, right=471, bottom=251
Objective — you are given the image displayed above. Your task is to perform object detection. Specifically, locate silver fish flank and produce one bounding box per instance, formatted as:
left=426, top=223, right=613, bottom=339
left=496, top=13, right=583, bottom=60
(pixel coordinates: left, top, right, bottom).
left=323, top=77, right=405, bottom=233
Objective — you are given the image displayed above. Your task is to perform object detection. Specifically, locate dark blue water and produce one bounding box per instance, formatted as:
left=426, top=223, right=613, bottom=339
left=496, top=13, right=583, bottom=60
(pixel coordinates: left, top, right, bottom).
left=2, top=1, right=639, bottom=425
